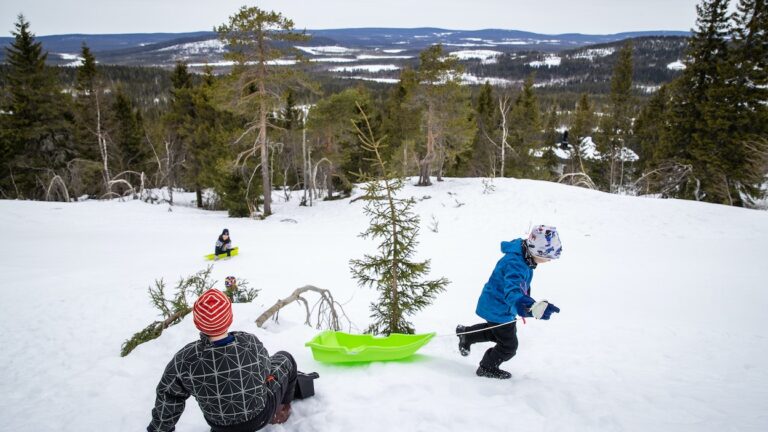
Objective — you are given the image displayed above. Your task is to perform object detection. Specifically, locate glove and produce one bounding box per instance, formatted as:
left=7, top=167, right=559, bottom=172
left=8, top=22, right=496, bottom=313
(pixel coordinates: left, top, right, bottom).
left=531, top=300, right=560, bottom=320
left=515, top=295, right=535, bottom=318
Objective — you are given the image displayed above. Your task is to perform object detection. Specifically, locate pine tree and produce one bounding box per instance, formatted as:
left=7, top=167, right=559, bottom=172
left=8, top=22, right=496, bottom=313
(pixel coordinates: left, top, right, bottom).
left=307, top=87, right=375, bottom=198
left=350, top=106, right=449, bottom=335
left=381, top=67, right=421, bottom=177
left=216, top=6, right=310, bottom=216
left=1, top=15, right=73, bottom=198
left=413, top=44, right=474, bottom=185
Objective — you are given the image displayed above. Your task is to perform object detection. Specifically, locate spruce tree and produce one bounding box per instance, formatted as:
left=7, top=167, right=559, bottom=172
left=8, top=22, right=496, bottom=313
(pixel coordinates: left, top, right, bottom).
left=725, top=0, right=768, bottom=204
left=469, top=82, right=499, bottom=176
left=350, top=106, right=449, bottom=335
left=540, top=107, right=561, bottom=180
left=73, top=43, right=100, bottom=162
left=666, top=0, right=732, bottom=202
left=597, top=41, right=634, bottom=192
left=2, top=15, right=73, bottom=198
left=508, top=75, right=542, bottom=179
left=110, top=87, right=147, bottom=175
left=633, top=86, right=672, bottom=174
left=569, top=93, right=596, bottom=178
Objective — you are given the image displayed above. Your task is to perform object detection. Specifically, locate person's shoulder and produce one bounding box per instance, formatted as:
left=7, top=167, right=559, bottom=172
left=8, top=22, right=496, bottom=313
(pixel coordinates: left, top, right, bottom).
left=232, top=331, right=263, bottom=345
left=175, top=339, right=202, bottom=357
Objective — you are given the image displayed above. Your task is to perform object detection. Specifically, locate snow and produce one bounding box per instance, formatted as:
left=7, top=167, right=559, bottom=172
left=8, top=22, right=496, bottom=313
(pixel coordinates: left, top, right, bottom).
left=295, top=45, right=357, bottom=55
left=57, top=52, right=81, bottom=61
left=458, top=73, right=514, bottom=87
left=330, top=64, right=400, bottom=73
left=355, top=54, right=413, bottom=60
left=443, top=42, right=495, bottom=47
left=56, top=53, right=84, bottom=67
left=310, top=57, right=357, bottom=63
left=1, top=178, right=767, bottom=432
left=495, top=39, right=530, bottom=45
left=636, top=84, right=661, bottom=94
left=157, top=39, right=226, bottom=54
left=579, top=137, right=639, bottom=162
left=571, top=47, right=615, bottom=60
left=529, top=55, right=562, bottom=68
left=187, top=59, right=297, bottom=67
left=340, top=76, right=401, bottom=84
left=449, top=50, right=503, bottom=64
left=667, top=60, right=686, bottom=70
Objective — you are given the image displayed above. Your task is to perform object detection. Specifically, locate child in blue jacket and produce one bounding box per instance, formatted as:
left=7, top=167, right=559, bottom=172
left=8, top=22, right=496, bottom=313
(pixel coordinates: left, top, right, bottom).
left=456, top=225, right=563, bottom=379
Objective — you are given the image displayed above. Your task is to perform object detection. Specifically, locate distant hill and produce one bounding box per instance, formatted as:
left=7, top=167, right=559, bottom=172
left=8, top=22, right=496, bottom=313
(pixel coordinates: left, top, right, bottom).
left=0, top=28, right=690, bottom=93
left=0, top=27, right=689, bottom=66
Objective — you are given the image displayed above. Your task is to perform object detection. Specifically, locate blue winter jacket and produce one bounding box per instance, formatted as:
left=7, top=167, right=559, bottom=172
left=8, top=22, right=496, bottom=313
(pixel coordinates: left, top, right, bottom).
left=476, top=239, right=534, bottom=323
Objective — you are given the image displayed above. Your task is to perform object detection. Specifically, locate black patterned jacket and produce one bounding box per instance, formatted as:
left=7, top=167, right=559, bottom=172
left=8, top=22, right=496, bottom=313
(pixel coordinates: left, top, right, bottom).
left=147, top=332, right=272, bottom=432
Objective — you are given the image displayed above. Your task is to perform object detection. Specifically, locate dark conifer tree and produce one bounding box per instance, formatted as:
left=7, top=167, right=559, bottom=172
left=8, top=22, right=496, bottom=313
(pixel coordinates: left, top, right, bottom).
left=1, top=15, right=73, bottom=198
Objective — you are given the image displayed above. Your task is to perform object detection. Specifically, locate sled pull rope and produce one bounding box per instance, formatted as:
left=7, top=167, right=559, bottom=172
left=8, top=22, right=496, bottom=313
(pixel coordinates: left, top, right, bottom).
left=436, top=319, right=519, bottom=338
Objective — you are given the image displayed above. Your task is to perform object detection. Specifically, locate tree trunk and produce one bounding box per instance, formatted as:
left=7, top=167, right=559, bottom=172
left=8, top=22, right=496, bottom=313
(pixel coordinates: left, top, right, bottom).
left=301, top=125, right=309, bottom=205
left=196, top=187, right=203, bottom=208
left=417, top=104, right=436, bottom=186
left=257, top=29, right=272, bottom=216
left=95, top=92, right=110, bottom=193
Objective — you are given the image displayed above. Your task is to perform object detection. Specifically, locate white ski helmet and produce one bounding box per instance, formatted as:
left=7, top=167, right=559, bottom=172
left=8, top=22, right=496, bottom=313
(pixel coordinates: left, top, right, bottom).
left=526, top=225, right=562, bottom=260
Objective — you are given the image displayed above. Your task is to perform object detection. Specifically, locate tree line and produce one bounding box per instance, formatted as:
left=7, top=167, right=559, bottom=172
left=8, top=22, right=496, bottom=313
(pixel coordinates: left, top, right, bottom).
left=1, top=0, right=765, bottom=212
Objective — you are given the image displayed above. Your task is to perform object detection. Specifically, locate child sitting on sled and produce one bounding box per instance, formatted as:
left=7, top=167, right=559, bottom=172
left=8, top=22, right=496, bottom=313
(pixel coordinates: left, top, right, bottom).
left=214, top=228, right=234, bottom=260
left=456, top=225, right=563, bottom=379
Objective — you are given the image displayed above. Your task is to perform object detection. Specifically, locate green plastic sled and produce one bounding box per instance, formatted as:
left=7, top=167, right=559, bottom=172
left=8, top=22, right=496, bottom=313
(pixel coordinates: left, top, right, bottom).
left=305, top=330, right=435, bottom=363
left=204, top=247, right=239, bottom=261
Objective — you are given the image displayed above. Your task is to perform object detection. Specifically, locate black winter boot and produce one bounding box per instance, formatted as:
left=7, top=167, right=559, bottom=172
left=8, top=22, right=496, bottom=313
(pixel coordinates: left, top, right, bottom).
left=456, top=325, right=470, bottom=356
left=476, top=365, right=512, bottom=380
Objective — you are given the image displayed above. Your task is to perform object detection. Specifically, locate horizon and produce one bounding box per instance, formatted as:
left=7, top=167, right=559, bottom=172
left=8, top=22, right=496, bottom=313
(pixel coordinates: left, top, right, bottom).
left=1, top=0, right=709, bottom=37
left=0, top=26, right=692, bottom=39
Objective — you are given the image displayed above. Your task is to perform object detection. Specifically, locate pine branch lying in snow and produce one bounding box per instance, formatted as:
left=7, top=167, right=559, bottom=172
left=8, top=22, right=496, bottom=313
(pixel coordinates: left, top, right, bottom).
left=120, top=267, right=258, bottom=357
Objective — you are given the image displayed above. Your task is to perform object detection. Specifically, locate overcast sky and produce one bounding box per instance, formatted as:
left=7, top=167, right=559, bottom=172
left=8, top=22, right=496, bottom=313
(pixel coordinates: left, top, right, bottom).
left=2, top=0, right=706, bottom=37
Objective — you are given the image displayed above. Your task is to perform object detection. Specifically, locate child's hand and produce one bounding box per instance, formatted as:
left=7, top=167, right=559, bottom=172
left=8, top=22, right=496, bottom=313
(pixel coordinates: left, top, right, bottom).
left=531, top=300, right=560, bottom=320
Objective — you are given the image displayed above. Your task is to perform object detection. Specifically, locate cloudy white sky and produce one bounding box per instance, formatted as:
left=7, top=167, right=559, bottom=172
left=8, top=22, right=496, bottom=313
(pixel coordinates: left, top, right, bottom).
left=2, top=0, right=705, bottom=36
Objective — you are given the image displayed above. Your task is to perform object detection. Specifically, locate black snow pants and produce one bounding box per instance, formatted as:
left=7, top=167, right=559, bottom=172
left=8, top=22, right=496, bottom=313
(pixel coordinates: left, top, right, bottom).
left=463, top=321, right=518, bottom=369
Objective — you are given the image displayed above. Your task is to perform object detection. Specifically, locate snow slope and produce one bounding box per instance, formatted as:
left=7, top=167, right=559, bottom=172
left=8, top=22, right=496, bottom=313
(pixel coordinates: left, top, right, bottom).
left=1, top=178, right=767, bottom=432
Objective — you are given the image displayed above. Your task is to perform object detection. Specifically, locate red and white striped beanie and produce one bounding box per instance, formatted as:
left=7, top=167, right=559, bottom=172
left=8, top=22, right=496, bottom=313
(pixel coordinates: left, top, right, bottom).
left=193, top=289, right=233, bottom=336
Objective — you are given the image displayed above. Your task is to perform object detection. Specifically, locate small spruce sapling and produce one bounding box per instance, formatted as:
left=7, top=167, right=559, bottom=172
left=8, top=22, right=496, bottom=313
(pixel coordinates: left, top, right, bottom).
left=349, top=104, right=449, bottom=335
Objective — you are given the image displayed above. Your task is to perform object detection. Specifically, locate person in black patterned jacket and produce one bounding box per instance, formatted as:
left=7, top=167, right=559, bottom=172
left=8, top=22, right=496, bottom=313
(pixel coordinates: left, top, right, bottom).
left=147, top=289, right=297, bottom=432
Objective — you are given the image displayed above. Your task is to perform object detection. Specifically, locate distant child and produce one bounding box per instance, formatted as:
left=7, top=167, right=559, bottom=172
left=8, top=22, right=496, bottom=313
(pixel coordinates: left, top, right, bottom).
left=215, top=228, right=233, bottom=259
left=456, top=225, right=563, bottom=379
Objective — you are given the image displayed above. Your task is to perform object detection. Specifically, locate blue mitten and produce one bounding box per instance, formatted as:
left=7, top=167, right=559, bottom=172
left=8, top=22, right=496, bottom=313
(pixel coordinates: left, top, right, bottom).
left=515, top=295, right=535, bottom=318
left=531, top=301, right=560, bottom=320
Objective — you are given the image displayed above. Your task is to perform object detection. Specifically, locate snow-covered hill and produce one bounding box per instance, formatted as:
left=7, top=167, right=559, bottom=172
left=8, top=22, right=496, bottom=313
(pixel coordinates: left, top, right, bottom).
left=1, top=178, right=766, bottom=431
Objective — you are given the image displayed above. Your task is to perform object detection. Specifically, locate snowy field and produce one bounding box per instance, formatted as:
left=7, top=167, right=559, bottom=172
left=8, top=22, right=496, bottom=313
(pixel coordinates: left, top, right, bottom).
left=1, top=178, right=767, bottom=432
